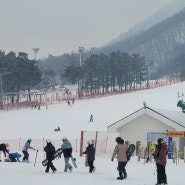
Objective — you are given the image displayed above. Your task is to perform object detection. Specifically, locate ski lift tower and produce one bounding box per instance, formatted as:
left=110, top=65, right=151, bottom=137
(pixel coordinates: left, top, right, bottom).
left=32, top=48, right=40, bottom=60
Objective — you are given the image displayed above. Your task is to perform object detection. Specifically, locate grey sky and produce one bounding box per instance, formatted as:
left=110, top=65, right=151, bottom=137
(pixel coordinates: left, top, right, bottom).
left=0, top=0, right=174, bottom=59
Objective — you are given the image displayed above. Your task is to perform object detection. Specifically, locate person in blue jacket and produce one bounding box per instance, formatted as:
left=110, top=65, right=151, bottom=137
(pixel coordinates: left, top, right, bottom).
left=22, top=138, right=36, bottom=162
left=61, top=137, right=73, bottom=172
left=9, top=152, right=22, bottom=162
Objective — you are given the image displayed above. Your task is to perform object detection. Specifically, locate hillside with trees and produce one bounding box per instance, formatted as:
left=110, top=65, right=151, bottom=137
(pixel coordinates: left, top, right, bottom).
left=38, top=7, right=185, bottom=81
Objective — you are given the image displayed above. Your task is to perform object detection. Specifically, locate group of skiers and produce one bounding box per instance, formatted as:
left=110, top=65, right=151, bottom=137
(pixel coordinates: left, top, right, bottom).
left=0, top=137, right=96, bottom=175
left=44, top=137, right=96, bottom=174
left=43, top=136, right=75, bottom=173
left=0, top=143, right=22, bottom=162
left=0, top=136, right=167, bottom=184
left=0, top=138, right=36, bottom=163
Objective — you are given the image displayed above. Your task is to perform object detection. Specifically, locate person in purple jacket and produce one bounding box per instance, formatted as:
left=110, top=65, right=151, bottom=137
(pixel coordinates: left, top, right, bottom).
left=22, top=138, right=36, bottom=162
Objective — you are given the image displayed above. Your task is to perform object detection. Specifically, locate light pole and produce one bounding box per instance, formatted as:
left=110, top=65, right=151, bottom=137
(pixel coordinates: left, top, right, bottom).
left=146, top=61, right=153, bottom=89
left=78, top=47, right=85, bottom=67
left=32, top=48, right=40, bottom=60
left=91, top=47, right=96, bottom=55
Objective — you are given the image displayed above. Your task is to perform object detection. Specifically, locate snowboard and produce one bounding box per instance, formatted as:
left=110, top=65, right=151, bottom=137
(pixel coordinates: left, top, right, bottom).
left=126, top=144, right=135, bottom=160
left=71, top=156, right=77, bottom=168
left=42, top=148, right=63, bottom=166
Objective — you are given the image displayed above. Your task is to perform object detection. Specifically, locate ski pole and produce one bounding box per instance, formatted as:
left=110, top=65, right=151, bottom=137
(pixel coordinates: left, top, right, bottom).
left=34, top=150, right=38, bottom=167
left=153, top=164, right=156, bottom=175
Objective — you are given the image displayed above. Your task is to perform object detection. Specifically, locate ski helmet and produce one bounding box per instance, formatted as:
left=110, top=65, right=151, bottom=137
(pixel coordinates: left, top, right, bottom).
left=28, top=138, right=32, bottom=142
left=46, top=139, right=51, bottom=143
left=62, top=137, right=67, bottom=141
left=87, top=140, right=93, bottom=145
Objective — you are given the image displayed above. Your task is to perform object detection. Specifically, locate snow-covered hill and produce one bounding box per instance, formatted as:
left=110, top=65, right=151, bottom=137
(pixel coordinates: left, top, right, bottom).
left=0, top=82, right=184, bottom=139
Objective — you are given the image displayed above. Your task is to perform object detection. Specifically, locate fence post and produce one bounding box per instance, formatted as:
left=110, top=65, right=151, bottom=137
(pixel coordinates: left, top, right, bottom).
left=80, top=131, right=84, bottom=156
left=19, top=137, right=21, bottom=151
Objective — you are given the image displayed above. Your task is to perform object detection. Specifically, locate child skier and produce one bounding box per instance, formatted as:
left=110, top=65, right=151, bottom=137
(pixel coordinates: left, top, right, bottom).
left=9, top=152, right=22, bottom=162
left=22, top=138, right=36, bottom=162
left=112, top=137, right=127, bottom=180
left=82, top=140, right=96, bottom=173
left=89, top=114, right=93, bottom=122
left=61, top=137, right=73, bottom=172
left=44, top=139, right=57, bottom=173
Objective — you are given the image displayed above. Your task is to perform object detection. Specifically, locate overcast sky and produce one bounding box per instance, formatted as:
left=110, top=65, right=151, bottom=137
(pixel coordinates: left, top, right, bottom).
left=0, top=0, right=176, bottom=59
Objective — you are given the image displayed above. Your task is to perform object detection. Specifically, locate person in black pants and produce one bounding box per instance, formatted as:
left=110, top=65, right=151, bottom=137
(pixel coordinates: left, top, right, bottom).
left=44, top=139, right=57, bottom=173
left=82, top=140, right=96, bottom=173
left=0, top=143, right=9, bottom=159
left=153, top=138, right=168, bottom=185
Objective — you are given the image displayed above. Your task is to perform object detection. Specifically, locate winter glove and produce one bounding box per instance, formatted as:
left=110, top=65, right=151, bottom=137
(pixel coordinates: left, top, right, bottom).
left=153, top=153, right=158, bottom=159
left=111, top=158, right=114, bottom=162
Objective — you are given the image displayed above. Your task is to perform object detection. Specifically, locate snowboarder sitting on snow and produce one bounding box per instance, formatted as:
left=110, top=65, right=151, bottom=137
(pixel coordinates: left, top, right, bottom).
left=61, top=137, right=73, bottom=172
left=112, top=137, right=127, bottom=180
left=9, top=152, right=22, bottom=162
left=44, top=139, right=57, bottom=173
left=0, top=143, right=10, bottom=158
left=22, top=138, right=36, bottom=162
left=82, top=140, right=96, bottom=173
left=54, top=126, right=60, bottom=132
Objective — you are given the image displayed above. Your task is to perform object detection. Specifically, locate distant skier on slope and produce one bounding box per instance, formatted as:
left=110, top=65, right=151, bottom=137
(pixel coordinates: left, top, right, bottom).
left=89, top=114, right=93, bottom=122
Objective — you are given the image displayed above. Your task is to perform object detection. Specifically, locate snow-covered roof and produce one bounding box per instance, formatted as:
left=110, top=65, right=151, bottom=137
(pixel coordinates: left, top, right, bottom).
left=151, top=107, right=185, bottom=128
left=107, top=106, right=185, bottom=130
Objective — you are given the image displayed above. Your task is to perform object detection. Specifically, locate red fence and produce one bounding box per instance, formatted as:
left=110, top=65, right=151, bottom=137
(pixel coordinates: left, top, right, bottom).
left=0, top=77, right=184, bottom=112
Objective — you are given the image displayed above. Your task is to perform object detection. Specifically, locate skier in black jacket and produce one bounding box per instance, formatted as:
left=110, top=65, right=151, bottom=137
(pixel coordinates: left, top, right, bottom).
left=44, top=139, right=57, bottom=173
left=0, top=143, right=9, bottom=158
left=82, top=140, right=96, bottom=173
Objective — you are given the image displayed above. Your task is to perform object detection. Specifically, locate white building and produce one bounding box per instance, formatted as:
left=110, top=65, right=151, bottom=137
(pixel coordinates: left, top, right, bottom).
left=107, top=106, right=185, bottom=158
